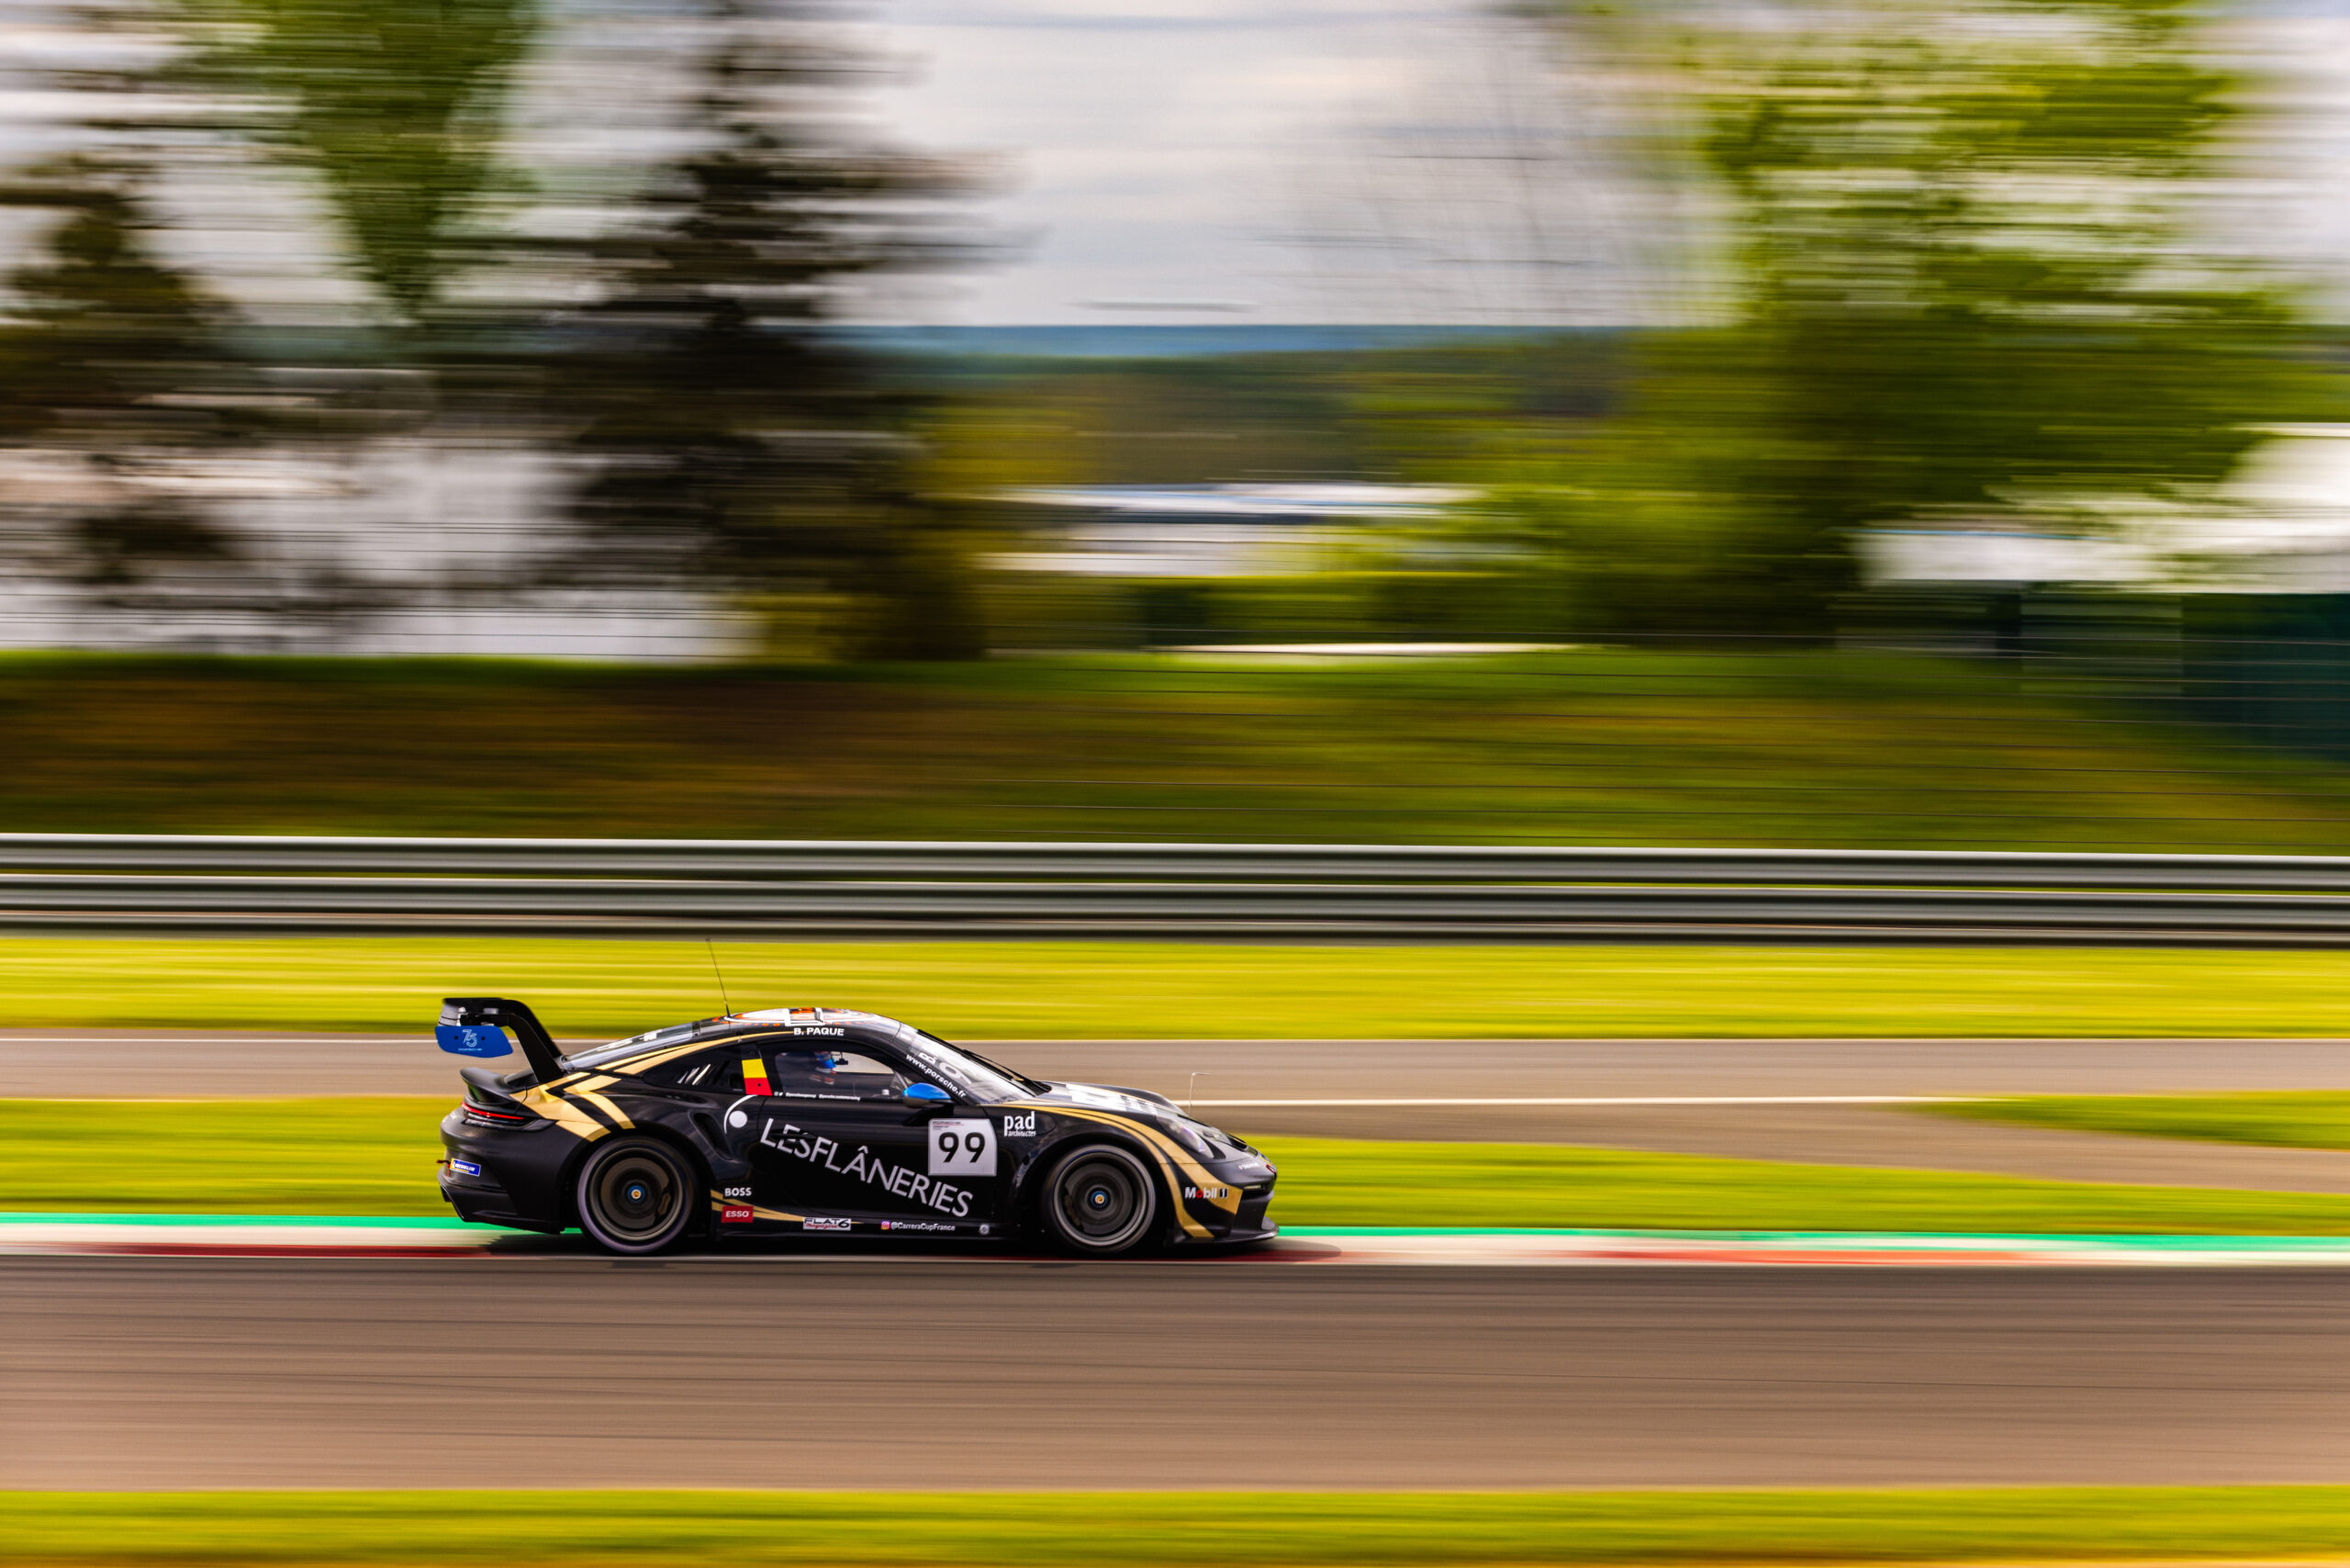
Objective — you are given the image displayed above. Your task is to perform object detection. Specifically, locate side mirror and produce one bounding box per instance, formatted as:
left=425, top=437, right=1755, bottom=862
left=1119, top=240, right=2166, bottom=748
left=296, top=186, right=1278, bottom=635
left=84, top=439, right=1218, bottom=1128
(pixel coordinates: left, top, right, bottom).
left=903, top=1081, right=951, bottom=1105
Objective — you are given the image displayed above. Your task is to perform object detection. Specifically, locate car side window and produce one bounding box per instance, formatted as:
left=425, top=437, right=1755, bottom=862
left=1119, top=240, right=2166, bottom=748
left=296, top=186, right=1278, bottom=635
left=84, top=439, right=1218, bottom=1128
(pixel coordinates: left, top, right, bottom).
left=638, top=1049, right=743, bottom=1092
left=769, top=1049, right=908, bottom=1102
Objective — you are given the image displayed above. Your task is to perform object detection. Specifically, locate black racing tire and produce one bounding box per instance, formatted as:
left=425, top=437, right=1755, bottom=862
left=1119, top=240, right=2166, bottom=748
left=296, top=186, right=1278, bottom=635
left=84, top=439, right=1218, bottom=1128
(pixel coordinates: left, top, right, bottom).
left=576, top=1137, right=695, bottom=1255
left=1038, top=1142, right=1161, bottom=1258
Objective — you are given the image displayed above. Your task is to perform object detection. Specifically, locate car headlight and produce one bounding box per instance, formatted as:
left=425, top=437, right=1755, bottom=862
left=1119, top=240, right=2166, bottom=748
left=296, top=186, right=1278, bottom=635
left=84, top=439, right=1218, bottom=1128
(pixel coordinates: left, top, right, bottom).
left=1161, top=1118, right=1216, bottom=1159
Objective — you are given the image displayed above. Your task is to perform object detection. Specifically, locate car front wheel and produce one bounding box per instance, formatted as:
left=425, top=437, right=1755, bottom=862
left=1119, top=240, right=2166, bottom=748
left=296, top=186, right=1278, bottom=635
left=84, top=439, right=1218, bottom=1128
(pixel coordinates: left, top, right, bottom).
left=1039, top=1142, right=1160, bottom=1257
left=576, top=1137, right=695, bottom=1254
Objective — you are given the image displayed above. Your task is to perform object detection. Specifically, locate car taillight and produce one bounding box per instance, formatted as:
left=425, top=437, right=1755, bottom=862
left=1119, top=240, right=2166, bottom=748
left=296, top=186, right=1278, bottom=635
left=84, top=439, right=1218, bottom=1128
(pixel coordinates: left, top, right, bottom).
left=461, top=1103, right=533, bottom=1129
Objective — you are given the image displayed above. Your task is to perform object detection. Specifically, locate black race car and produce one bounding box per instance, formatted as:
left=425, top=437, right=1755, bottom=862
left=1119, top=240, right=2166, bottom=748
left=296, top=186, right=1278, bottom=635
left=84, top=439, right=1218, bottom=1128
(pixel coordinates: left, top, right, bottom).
left=434, top=997, right=1279, bottom=1256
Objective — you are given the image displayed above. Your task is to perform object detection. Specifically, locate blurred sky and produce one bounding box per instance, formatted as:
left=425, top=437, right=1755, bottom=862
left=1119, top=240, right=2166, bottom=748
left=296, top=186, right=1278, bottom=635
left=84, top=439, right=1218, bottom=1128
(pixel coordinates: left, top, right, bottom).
left=872, top=0, right=2350, bottom=328
left=5, top=0, right=2349, bottom=328
left=872, top=0, right=1647, bottom=327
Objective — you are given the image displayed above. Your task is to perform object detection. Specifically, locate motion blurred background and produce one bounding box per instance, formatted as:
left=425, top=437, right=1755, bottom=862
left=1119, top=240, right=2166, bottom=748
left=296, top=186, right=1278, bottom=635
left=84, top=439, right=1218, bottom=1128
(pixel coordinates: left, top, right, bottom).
left=6, top=0, right=2350, bottom=1560
left=6, top=0, right=2350, bottom=845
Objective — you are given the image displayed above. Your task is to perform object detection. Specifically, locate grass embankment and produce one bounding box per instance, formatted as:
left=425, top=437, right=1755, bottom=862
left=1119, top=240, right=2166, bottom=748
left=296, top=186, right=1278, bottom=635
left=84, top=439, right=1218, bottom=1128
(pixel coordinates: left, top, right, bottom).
left=4, top=647, right=2350, bottom=849
left=3, top=1486, right=2348, bottom=1566
left=10, top=935, right=2350, bottom=1036
left=11, top=1100, right=2350, bottom=1233
left=1947, top=1092, right=2350, bottom=1152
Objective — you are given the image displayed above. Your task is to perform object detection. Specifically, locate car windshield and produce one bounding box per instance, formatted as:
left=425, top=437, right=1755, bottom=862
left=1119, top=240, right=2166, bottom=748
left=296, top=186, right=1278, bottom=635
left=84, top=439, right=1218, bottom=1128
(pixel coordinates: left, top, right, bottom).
left=887, top=1023, right=1044, bottom=1102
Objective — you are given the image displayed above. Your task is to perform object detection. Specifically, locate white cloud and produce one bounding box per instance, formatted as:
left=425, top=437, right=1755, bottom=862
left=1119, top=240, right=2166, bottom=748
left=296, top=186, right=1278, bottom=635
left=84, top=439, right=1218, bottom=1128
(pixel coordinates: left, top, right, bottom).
left=867, top=0, right=1678, bottom=323
left=891, top=0, right=1457, bottom=29
left=872, top=0, right=1546, bottom=321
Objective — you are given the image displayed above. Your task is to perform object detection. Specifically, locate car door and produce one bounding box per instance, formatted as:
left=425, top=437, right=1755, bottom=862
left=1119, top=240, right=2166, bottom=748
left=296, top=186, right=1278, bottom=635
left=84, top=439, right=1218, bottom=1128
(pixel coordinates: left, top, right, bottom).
left=734, top=1039, right=977, bottom=1229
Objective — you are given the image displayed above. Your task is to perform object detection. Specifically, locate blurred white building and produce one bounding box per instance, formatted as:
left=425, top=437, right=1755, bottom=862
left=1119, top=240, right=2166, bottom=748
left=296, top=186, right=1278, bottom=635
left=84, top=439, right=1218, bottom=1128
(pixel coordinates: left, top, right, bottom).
left=0, top=438, right=758, bottom=661
left=988, top=484, right=1482, bottom=578
left=1861, top=426, right=2350, bottom=596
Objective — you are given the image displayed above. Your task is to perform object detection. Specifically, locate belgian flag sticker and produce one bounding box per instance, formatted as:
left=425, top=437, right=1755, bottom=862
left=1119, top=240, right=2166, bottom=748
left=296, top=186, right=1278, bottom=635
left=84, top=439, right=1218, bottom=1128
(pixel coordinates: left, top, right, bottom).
left=743, top=1058, right=772, bottom=1096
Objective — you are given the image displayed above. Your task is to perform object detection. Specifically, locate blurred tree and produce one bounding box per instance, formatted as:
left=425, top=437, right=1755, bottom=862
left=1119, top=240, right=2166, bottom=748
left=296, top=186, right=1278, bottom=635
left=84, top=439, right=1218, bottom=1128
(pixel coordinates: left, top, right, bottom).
left=0, top=151, right=252, bottom=588
left=185, top=0, right=538, bottom=320
left=1521, top=0, right=2326, bottom=636
left=0, top=0, right=989, bottom=651
left=1695, top=0, right=2310, bottom=631
left=546, top=0, right=983, bottom=658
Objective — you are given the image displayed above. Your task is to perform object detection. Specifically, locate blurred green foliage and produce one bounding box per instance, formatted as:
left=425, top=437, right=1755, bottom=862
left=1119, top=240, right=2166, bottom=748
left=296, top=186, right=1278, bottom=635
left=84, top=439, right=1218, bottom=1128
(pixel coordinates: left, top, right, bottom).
left=0, top=162, right=228, bottom=444
left=182, top=0, right=538, bottom=319
left=0, top=0, right=977, bottom=645
left=546, top=14, right=979, bottom=655
left=1399, top=0, right=2335, bottom=635
left=1695, top=0, right=2312, bottom=627
left=0, top=0, right=2339, bottom=668
left=917, top=352, right=1392, bottom=491
left=0, top=155, right=252, bottom=586
left=1945, top=1092, right=2350, bottom=1152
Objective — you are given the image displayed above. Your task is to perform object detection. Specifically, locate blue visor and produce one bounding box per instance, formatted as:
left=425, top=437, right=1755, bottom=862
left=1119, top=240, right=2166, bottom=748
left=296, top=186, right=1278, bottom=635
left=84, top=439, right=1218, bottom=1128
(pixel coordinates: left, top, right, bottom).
left=436, top=1023, right=513, bottom=1058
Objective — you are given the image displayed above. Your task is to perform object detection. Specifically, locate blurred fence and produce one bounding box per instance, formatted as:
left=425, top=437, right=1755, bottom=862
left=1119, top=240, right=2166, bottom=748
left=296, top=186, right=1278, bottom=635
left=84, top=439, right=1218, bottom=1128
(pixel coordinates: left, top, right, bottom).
left=13, top=834, right=2350, bottom=943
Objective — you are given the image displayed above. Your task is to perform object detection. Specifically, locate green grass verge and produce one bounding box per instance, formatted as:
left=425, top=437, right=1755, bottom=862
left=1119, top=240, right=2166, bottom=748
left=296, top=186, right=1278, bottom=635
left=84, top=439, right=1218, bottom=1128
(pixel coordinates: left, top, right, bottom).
left=1259, top=1134, right=2350, bottom=1233
left=5, top=647, right=2350, bottom=851
left=0, top=1100, right=436, bottom=1217
left=12, top=1099, right=2350, bottom=1233
left=10, top=934, right=2350, bottom=1037
left=1942, top=1092, right=2350, bottom=1153
left=3, top=1486, right=2349, bottom=1566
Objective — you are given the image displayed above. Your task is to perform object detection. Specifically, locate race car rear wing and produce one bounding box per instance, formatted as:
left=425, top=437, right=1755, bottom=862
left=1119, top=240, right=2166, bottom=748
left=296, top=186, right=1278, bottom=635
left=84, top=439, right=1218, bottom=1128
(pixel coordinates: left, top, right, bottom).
left=438, top=997, right=565, bottom=1084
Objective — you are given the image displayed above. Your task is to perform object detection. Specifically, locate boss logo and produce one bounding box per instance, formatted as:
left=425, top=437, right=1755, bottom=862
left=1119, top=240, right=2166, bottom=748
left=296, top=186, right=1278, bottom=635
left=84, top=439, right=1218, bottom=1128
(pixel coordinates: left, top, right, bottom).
left=722, top=1186, right=752, bottom=1199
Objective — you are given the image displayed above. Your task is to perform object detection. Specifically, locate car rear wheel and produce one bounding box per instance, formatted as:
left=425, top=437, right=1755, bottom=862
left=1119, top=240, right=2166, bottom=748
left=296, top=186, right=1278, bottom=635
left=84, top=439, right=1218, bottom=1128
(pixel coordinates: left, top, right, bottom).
left=1039, top=1142, right=1160, bottom=1257
left=576, top=1137, right=694, bottom=1255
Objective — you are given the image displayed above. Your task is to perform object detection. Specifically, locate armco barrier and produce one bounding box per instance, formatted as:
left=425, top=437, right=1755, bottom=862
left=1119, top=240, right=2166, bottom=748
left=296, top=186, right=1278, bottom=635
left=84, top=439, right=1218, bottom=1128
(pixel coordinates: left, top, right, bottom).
left=7, top=834, right=2350, bottom=942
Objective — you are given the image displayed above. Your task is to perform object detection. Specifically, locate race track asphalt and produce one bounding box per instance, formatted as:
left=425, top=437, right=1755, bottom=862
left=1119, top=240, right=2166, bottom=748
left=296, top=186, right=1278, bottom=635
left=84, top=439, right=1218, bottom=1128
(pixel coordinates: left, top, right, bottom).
left=2, top=1258, right=2346, bottom=1489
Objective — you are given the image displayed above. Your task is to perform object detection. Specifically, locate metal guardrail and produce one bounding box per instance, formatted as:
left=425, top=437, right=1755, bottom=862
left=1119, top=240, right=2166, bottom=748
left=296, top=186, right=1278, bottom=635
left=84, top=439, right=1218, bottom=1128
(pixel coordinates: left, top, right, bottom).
left=9, top=834, right=2350, bottom=943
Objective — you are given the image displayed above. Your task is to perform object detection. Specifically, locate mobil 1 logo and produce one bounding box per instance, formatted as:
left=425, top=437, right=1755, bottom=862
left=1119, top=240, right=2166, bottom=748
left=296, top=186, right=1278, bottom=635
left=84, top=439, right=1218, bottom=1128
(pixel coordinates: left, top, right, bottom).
left=928, top=1117, right=997, bottom=1177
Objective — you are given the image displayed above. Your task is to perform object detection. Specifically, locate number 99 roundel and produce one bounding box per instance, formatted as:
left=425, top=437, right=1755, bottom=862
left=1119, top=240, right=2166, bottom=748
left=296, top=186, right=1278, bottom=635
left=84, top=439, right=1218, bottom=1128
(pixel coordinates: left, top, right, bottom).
left=929, top=1118, right=997, bottom=1177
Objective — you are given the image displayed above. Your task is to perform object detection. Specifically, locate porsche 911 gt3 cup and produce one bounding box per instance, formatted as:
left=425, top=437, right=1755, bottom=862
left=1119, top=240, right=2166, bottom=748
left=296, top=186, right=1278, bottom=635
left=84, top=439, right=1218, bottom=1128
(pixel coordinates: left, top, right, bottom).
left=434, top=997, right=1278, bottom=1256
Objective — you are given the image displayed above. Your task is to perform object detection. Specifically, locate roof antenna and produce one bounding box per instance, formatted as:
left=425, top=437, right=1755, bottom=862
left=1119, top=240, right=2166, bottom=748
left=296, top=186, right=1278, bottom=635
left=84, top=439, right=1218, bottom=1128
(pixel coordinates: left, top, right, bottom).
left=705, top=938, right=734, bottom=1018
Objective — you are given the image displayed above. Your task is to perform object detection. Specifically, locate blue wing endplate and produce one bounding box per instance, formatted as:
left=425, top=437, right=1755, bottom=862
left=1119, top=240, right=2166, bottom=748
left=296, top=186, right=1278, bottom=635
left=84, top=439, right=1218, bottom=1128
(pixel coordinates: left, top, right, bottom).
left=436, top=1023, right=514, bottom=1058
